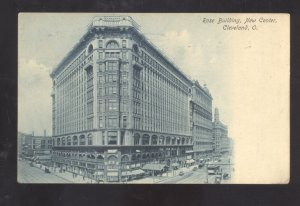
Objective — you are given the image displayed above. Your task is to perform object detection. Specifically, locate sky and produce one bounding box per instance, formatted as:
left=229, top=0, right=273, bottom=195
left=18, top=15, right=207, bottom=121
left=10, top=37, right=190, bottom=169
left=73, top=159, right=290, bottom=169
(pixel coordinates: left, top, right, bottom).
left=18, top=13, right=232, bottom=136
left=18, top=13, right=290, bottom=183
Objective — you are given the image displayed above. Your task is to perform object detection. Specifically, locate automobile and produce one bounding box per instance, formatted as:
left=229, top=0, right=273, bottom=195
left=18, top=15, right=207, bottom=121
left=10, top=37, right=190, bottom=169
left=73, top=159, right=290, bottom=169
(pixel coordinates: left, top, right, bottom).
left=223, top=173, right=230, bottom=180
left=179, top=171, right=185, bottom=176
left=192, top=167, right=198, bottom=171
left=45, top=167, right=51, bottom=174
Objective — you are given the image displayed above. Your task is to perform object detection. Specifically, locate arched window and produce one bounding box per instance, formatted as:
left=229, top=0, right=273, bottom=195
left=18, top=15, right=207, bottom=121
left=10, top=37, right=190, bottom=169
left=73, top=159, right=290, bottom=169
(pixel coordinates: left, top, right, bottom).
left=97, top=155, right=104, bottom=161
left=57, top=138, right=61, bottom=146
left=62, top=137, right=66, bottom=146
left=106, top=41, right=119, bottom=49
left=132, top=44, right=139, bottom=53
left=134, top=133, right=140, bottom=145
left=67, top=136, right=71, bottom=146
left=142, top=134, right=150, bottom=145
left=73, top=136, right=78, bottom=145
left=171, top=137, right=176, bottom=145
left=107, top=155, right=118, bottom=164
left=159, top=136, right=165, bottom=145
left=87, top=44, right=93, bottom=54
left=177, top=137, right=181, bottom=145
left=87, top=133, right=93, bottom=145
left=166, top=136, right=171, bottom=145
left=87, top=154, right=96, bottom=159
left=121, top=155, right=129, bottom=162
left=131, top=154, right=136, bottom=161
left=79, top=135, right=86, bottom=145
left=151, top=135, right=158, bottom=145
left=182, top=137, right=185, bottom=145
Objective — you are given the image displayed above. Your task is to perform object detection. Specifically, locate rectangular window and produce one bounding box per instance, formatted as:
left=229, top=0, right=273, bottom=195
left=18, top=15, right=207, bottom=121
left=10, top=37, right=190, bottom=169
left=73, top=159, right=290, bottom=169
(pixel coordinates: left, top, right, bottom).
left=112, top=74, right=117, bottom=82
left=108, top=117, right=118, bottom=127
left=99, top=40, right=103, bottom=48
left=87, top=101, right=93, bottom=115
left=87, top=90, right=93, bottom=100
left=87, top=117, right=93, bottom=129
left=108, top=131, right=118, bottom=145
left=122, top=87, right=128, bottom=96
left=99, top=117, right=103, bottom=128
left=107, top=62, right=118, bottom=71
left=108, top=100, right=117, bottom=111
left=98, top=51, right=103, bottom=59
left=121, top=101, right=128, bottom=112
left=122, top=40, right=126, bottom=48
left=122, top=74, right=127, bottom=83
left=98, top=100, right=103, bottom=113
left=122, top=52, right=127, bottom=60
left=112, top=86, right=117, bottom=94
left=123, top=116, right=127, bottom=128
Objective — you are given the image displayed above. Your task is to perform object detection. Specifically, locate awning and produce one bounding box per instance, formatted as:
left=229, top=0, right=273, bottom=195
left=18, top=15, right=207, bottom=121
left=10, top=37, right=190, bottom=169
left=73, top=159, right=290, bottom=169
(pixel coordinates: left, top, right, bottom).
left=36, top=155, right=52, bottom=160
left=186, top=159, right=195, bottom=164
left=186, top=150, right=194, bottom=153
left=94, top=171, right=104, bottom=176
left=142, top=163, right=166, bottom=171
left=122, top=169, right=145, bottom=176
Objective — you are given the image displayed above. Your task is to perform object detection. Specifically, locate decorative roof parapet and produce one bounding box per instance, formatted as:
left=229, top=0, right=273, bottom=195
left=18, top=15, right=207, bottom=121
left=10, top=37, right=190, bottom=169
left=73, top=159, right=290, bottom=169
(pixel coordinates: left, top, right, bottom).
left=88, top=16, right=141, bottom=31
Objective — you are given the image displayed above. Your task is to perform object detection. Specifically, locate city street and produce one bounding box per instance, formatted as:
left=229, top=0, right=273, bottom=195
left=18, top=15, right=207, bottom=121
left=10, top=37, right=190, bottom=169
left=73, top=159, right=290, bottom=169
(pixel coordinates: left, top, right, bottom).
left=18, top=160, right=72, bottom=183
left=159, top=168, right=211, bottom=184
left=17, top=156, right=233, bottom=184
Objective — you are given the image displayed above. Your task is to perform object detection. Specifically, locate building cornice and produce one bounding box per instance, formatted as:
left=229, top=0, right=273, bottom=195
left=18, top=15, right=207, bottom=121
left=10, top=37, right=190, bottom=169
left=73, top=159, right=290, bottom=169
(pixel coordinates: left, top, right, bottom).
left=51, top=16, right=206, bottom=92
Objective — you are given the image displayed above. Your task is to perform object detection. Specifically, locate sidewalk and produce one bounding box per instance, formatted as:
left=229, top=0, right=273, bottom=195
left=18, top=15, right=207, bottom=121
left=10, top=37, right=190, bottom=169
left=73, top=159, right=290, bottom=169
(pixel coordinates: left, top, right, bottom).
left=32, top=162, right=96, bottom=184
left=30, top=161, right=199, bottom=184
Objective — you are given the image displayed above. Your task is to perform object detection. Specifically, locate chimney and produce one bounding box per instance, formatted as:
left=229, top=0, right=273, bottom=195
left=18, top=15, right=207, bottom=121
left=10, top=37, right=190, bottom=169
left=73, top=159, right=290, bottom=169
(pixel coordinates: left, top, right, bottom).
left=44, top=129, right=46, bottom=137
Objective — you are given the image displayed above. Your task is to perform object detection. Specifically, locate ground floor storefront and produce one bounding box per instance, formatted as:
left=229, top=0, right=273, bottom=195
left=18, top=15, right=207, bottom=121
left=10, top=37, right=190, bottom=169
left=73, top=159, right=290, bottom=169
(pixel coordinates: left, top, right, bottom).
left=52, top=145, right=193, bottom=182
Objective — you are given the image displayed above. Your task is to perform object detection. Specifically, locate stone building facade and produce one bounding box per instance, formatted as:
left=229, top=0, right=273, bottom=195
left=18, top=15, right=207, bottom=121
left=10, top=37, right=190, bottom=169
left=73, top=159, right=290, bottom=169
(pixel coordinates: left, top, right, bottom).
left=212, top=108, right=229, bottom=154
left=50, top=16, right=214, bottom=182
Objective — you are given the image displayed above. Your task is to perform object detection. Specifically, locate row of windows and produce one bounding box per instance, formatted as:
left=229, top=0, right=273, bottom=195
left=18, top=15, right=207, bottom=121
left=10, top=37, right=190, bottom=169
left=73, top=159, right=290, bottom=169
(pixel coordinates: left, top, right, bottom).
left=98, top=100, right=128, bottom=114
left=55, top=135, right=93, bottom=146
left=141, top=50, right=189, bottom=93
left=54, top=64, right=87, bottom=135
left=107, top=62, right=118, bottom=71
left=98, top=62, right=129, bottom=73
left=98, top=115, right=128, bottom=129
left=97, top=73, right=127, bottom=85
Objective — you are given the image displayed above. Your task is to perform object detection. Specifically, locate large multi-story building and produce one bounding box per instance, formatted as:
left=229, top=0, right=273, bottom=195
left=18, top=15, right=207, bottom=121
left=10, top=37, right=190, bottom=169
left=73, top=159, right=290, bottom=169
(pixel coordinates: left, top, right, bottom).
left=190, top=81, right=214, bottom=160
left=212, top=108, right=229, bottom=154
left=50, top=16, right=214, bottom=182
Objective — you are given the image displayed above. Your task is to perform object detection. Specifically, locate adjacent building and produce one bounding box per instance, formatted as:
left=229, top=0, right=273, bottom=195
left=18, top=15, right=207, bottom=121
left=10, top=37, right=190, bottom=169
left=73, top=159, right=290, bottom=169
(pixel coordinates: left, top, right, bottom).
left=212, top=108, right=229, bottom=155
left=18, top=131, right=53, bottom=161
left=50, top=16, right=216, bottom=182
left=190, top=81, right=214, bottom=160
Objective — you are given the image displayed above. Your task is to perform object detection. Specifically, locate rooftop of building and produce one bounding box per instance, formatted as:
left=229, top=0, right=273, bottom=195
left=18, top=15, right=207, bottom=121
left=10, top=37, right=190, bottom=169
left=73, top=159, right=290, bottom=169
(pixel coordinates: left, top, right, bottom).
left=50, top=16, right=212, bottom=96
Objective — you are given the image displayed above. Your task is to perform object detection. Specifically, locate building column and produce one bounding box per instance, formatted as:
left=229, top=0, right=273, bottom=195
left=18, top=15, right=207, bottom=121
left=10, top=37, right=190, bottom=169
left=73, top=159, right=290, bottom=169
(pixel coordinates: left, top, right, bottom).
left=104, top=131, right=107, bottom=145
left=117, top=130, right=121, bottom=145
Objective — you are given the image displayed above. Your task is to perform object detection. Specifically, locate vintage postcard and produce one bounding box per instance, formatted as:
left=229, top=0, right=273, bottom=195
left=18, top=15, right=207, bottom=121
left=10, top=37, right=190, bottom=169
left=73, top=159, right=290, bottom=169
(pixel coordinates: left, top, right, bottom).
left=18, top=13, right=289, bottom=184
